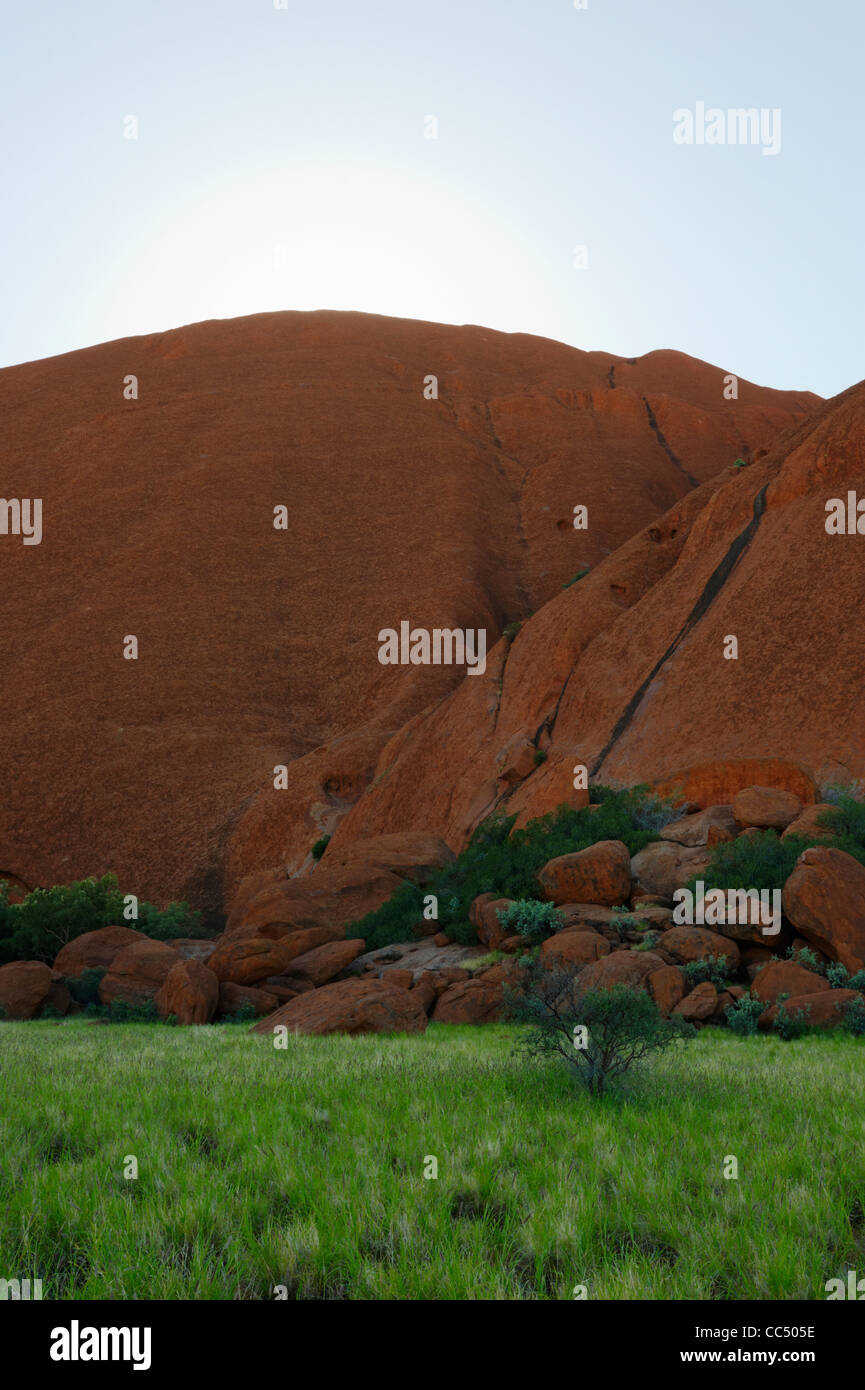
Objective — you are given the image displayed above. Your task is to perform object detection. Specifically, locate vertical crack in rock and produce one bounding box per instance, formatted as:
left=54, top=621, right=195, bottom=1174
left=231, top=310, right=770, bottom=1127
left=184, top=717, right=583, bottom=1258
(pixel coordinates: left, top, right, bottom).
left=643, top=396, right=700, bottom=488
left=590, top=483, right=769, bottom=777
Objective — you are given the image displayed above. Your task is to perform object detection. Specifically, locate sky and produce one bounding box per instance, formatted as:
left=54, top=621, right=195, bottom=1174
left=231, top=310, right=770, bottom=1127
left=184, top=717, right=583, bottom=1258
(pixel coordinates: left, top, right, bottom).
left=0, top=0, right=861, bottom=397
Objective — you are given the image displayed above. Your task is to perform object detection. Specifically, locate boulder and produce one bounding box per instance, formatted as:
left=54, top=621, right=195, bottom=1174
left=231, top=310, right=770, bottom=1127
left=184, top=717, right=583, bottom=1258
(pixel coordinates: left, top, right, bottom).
left=781, top=803, right=839, bottom=842
left=43, top=971, right=72, bottom=1017
left=660, top=805, right=738, bottom=847
left=167, top=938, right=217, bottom=962
left=283, top=938, right=366, bottom=987
left=155, top=960, right=219, bottom=1025
left=759, top=989, right=862, bottom=1031
left=53, top=925, right=146, bottom=979
left=782, top=847, right=865, bottom=973
left=0, top=960, right=53, bottom=1019
left=630, top=843, right=712, bottom=901
left=648, top=965, right=686, bottom=1016
left=674, top=981, right=717, bottom=1021
left=733, top=786, right=803, bottom=831
left=98, top=940, right=178, bottom=1007
left=227, top=865, right=404, bottom=938
left=540, top=930, right=610, bottom=969
left=750, top=958, right=831, bottom=1006
left=537, top=840, right=631, bottom=908
left=216, top=981, right=278, bottom=1019
left=252, top=977, right=428, bottom=1035
left=470, top=894, right=514, bottom=949
left=661, top=926, right=740, bottom=974
left=207, top=934, right=304, bottom=985
left=495, top=731, right=537, bottom=785
left=576, top=950, right=667, bottom=994
left=432, top=977, right=505, bottom=1024
left=380, top=967, right=414, bottom=991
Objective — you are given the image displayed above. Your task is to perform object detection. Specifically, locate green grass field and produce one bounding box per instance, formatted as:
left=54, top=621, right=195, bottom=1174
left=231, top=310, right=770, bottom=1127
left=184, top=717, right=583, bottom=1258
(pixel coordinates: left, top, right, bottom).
left=2, top=1019, right=864, bottom=1300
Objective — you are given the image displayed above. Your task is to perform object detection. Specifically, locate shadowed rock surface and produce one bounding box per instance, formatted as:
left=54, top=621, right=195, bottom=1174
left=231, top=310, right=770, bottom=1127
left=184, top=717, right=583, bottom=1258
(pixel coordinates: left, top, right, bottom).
left=0, top=310, right=817, bottom=916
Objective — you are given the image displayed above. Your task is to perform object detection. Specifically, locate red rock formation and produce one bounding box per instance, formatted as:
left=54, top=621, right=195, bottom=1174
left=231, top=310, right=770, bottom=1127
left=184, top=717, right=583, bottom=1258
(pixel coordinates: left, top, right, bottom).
left=329, top=380, right=865, bottom=862
left=0, top=311, right=814, bottom=916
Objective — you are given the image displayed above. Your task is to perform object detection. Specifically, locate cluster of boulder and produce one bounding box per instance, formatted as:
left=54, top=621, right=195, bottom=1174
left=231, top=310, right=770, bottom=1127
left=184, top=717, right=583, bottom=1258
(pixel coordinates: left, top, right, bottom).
left=1, top=789, right=863, bottom=1035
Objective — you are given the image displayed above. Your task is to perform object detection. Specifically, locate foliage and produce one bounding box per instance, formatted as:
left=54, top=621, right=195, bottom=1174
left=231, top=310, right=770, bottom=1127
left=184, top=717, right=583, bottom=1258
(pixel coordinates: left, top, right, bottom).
left=497, top=899, right=563, bottom=944
left=352, top=787, right=674, bottom=950
left=726, top=995, right=766, bottom=1037
left=311, top=836, right=331, bottom=861
left=508, top=966, right=695, bottom=1096
left=826, top=961, right=865, bottom=991
left=784, top=944, right=825, bottom=976
left=0, top=874, right=203, bottom=966
left=64, top=968, right=107, bottom=1009
left=682, top=955, right=732, bottom=990
left=773, top=998, right=812, bottom=1042
left=562, top=566, right=590, bottom=589
left=687, top=830, right=812, bottom=896
left=843, top=997, right=865, bottom=1037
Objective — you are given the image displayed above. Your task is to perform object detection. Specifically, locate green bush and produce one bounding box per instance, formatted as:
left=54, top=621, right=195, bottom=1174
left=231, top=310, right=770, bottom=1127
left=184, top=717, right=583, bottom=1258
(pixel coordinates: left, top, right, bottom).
left=682, top=955, right=731, bottom=990
left=773, top=998, right=812, bottom=1041
left=687, top=830, right=813, bottom=897
left=826, top=961, right=865, bottom=991
left=496, top=899, right=563, bottom=944
left=843, top=997, right=865, bottom=1037
left=65, top=967, right=106, bottom=1008
left=0, top=873, right=203, bottom=966
left=352, top=787, right=674, bottom=951
left=784, top=944, right=825, bottom=976
left=562, top=566, right=591, bottom=589
left=311, top=836, right=331, bottom=861
left=509, top=968, right=695, bottom=1096
left=726, top=995, right=766, bottom=1036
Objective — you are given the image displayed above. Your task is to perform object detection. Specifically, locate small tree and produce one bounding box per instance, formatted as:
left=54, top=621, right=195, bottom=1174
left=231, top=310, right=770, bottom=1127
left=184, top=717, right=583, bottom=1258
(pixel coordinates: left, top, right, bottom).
left=508, top=966, right=695, bottom=1096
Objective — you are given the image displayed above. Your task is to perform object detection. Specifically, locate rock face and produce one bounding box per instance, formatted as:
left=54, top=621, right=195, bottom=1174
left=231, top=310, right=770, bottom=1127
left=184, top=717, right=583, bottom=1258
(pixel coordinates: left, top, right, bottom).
left=0, top=961, right=53, bottom=1019
left=759, top=989, right=862, bottom=1030
left=782, top=847, right=865, bottom=973
left=323, top=380, right=865, bottom=869
left=538, top=841, right=632, bottom=907
left=251, top=977, right=429, bottom=1036
left=0, top=310, right=814, bottom=917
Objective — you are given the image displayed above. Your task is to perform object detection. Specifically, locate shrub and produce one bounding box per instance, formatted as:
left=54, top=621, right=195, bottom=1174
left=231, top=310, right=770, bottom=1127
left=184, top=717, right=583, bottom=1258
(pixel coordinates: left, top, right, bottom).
left=843, top=997, right=865, bottom=1037
left=0, top=873, right=203, bottom=966
left=508, top=966, right=695, bottom=1096
left=773, top=998, right=812, bottom=1041
left=351, top=787, right=673, bottom=950
left=497, top=899, right=563, bottom=944
left=726, top=995, right=766, bottom=1036
left=784, top=944, right=825, bottom=976
left=311, top=836, right=331, bottom=861
left=826, top=962, right=865, bottom=991
left=682, top=955, right=731, bottom=990
left=562, top=566, right=590, bottom=589
left=687, top=831, right=811, bottom=897
left=814, top=792, right=865, bottom=866
left=65, top=967, right=107, bottom=1008
left=533, top=749, right=548, bottom=766
left=501, top=621, right=522, bottom=642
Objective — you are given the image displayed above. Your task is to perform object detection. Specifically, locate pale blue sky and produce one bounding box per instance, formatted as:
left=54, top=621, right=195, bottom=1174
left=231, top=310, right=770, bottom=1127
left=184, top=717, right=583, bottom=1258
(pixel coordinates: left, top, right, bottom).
left=1, top=0, right=860, bottom=396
